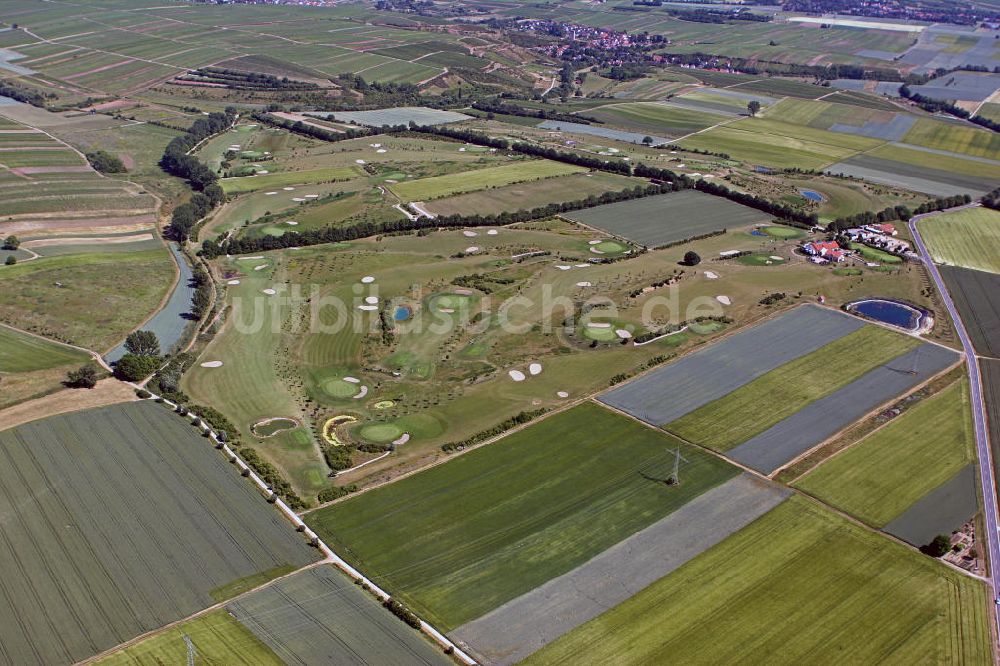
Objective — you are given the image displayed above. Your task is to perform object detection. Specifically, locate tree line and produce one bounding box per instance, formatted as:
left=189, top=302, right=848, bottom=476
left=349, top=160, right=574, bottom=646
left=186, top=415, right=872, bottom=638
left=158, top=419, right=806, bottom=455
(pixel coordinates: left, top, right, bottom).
left=827, top=195, right=973, bottom=231
left=899, top=85, right=1000, bottom=132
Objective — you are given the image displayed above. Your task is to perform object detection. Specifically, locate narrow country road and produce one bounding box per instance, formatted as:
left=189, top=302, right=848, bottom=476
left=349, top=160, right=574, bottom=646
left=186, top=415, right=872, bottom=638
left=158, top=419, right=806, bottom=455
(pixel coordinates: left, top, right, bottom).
left=909, top=205, right=1000, bottom=637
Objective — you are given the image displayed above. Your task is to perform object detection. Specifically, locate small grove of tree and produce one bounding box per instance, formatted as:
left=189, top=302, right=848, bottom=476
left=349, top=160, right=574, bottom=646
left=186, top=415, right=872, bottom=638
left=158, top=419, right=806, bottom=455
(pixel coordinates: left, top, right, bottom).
left=114, top=353, right=160, bottom=382
left=4, top=256, right=15, bottom=266
left=983, top=186, right=1000, bottom=211
left=3, top=235, right=19, bottom=250
left=683, top=250, right=701, bottom=266
left=167, top=184, right=225, bottom=242
left=85, top=150, right=127, bottom=174
left=920, top=534, right=952, bottom=558
left=65, top=363, right=98, bottom=389
left=124, top=330, right=161, bottom=357
left=747, top=100, right=761, bottom=116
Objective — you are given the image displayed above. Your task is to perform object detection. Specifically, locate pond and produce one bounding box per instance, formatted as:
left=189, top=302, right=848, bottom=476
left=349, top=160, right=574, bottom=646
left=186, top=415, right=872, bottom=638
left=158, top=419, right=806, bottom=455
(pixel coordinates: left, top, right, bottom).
left=847, top=299, right=924, bottom=331
left=800, top=189, right=824, bottom=202
left=393, top=305, right=412, bottom=322
left=252, top=417, right=298, bottom=438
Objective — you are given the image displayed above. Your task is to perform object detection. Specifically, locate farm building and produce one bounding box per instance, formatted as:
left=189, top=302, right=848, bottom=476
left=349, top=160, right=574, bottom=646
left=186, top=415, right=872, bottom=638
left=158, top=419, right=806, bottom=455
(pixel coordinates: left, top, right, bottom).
left=803, top=241, right=842, bottom=257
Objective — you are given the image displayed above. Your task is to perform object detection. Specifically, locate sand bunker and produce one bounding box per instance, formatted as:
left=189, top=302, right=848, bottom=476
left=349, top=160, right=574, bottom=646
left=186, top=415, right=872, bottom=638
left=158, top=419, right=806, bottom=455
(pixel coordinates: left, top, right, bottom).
left=305, top=194, right=319, bottom=199
left=353, top=386, right=369, bottom=399
left=574, top=264, right=589, bottom=268
left=200, top=360, right=223, bottom=368
left=376, top=149, right=387, bottom=153
left=241, top=256, right=264, bottom=260
left=556, top=265, right=571, bottom=270
left=283, top=187, right=295, bottom=191
left=529, top=363, right=542, bottom=375
left=227, top=279, right=240, bottom=285
left=509, top=369, right=526, bottom=382
left=265, top=191, right=277, bottom=195
left=769, top=255, right=783, bottom=261
left=616, top=329, right=632, bottom=339
left=588, top=322, right=612, bottom=328
left=292, top=197, right=305, bottom=202
left=361, top=276, right=375, bottom=284
left=344, top=376, right=361, bottom=384
left=453, top=288, right=473, bottom=295
left=463, top=230, right=478, bottom=237
left=716, top=295, right=732, bottom=305
left=370, top=143, right=382, bottom=148
left=364, top=296, right=379, bottom=304
left=588, top=240, right=602, bottom=245
left=358, top=305, right=378, bottom=311
left=705, top=271, right=719, bottom=279
left=465, top=246, right=479, bottom=253
left=254, top=264, right=268, bottom=271
left=356, top=159, right=366, bottom=164
left=438, top=307, right=455, bottom=314
left=262, top=288, right=277, bottom=295
left=487, top=229, right=498, bottom=235
left=286, top=220, right=298, bottom=226
left=393, top=433, right=410, bottom=446
left=557, top=391, right=570, bottom=398
left=257, top=170, right=269, bottom=175
left=576, top=281, right=592, bottom=287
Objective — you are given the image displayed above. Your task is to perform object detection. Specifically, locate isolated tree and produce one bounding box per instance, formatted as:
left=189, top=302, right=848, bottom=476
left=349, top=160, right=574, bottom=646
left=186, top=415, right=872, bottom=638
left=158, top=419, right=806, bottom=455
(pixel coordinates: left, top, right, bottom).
left=4, top=256, right=15, bottom=266
left=747, top=100, right=761, bottom=117
left=65, top=363, right=98, bottom=389
left=2, top=235, right=19, bottom=250
left=683, top=250, right=701, bottom=266
left=642, top=135, right=654, bottom=145
left=920, top=534, right=952, bottom=558
left=124, top=330, right=160, bottom=357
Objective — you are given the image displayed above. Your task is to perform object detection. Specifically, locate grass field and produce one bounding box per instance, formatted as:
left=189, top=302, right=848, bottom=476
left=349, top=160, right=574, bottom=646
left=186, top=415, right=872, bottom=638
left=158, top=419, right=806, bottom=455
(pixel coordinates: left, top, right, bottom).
left=585, top=101, right=728, bottom=137
left=667, top=325, right=919, bottom=450
left=0, top=324, right=90, bottom=373
left=220, top=165, right=363, bottom=194
left=306, top=402, right=737, bottom=630
left=388, top=160, right=583, bottom=201
left=918, top=206, right=1000, bottom=274
left=850, top=241, right=904, bottom=264
left=523, top=496, right=991, bottom=665
left=903, top=117, right=1000, bottom=159
left=865, top=143, right=1000, bottom=181
left=795, top=381, right=974, bottom=526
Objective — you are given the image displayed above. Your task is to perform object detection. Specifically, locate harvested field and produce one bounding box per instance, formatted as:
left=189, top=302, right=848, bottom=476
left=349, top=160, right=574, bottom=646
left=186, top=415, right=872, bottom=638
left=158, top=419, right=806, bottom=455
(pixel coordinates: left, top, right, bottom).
left=306, top=402, right=737, bottom=630
left=578, top=102, right=727, bottom=139
left=667, top=325, right=920, bottom=450
left=599, top=305, right=864, bottom=426
left=537, top=120, right=670, bottom=145
left=452, top=474, right=789, bottom=666
left=826, top=153, right=997, bottom=197
left=940, top=266, right=1000, bottom=359
left=562, top=190, right=770, bottom=248
left=728, top=342, right=959, bottom=474
left=0, top=401, right=318, bottom=665
left=883, top=465, right=979, bottom=546
left=794, top=381, right=974, bottom=527
left=227, top=566, right=451, bottom=665
left=313, top=107, right=471, bottom=127
left=523, top=497, right=991, bottom=665
left=917, top=206, right=1000, bottom=274
left=388, top=160, right=583, bottom=201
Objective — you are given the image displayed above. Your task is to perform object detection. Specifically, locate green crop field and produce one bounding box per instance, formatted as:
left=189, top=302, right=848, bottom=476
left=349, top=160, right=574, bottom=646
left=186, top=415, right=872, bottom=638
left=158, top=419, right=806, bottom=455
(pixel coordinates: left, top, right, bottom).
left=306, top=402, right=737, bottom=629
left=0, top=324, right=90, bottom=373
left=523, top=496, right=991, bottom=665
left=220, top=165, right=364, bottom=194
left=667, top=325, right=919, bottom=450
left=918, top=206, right=1000, bottom=274
left=865, top=143, right=1000, bottom=181
left=795, top=382, right=974, bottom=526
left=585, top=102, right=728, bottom=137
left=903, top=118, right=1000, bottom=159
left=388, top=160, right=584, bottom=201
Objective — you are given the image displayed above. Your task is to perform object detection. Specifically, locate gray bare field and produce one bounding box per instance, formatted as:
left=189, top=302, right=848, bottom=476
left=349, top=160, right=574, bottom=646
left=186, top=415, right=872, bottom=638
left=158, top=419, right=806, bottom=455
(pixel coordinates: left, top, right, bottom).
left=729, top=342, right=960, bottom=474
left=941, top=266, right=1000, bottom=359
left=537, top=120, right=670, bottom=146
left=829, top=115, right=916, bottom=141
left=228, top=566, right=451, bottom=666
left=826, top=154, right=996, bottom=197
left=909, top=71, right=1000, bottom=102
left=563, top=189, right=772, bottom=248
left=884, top=465, right=978, bottom=546
left=451, top=474, right=789, bottom=666
left=599, top=305, right=864, bottom=425
left=0, top=401, right=319, bottom=666
left=310, top=107, right=471, bottom=127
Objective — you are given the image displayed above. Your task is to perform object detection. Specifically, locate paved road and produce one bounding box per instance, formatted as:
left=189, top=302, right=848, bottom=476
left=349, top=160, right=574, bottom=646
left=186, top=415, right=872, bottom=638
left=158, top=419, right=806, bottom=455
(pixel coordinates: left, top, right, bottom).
left=910, top=205, right=1000, bottom=635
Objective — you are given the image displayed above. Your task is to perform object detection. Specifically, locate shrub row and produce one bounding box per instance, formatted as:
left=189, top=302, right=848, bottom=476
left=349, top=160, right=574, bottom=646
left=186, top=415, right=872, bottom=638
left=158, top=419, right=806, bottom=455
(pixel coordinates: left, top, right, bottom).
left=239, top=447, right=306, bottom=510
left=441, top=409, right=548, bottom=452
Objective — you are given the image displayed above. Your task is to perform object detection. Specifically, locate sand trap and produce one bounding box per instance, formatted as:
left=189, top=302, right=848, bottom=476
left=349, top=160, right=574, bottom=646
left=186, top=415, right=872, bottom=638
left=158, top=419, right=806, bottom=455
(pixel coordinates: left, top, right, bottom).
left=588, top=240, right=602, bottom=245
left=200, top=360, right=223, bottom=368
left=509, top=369, right=526, bottom=382
left=463, top=230, right=478, bottom=237
left=361, top=276, right=375, bottom=284
left=769, top=255, right=783, bottom=261
left=283, top=187, right=295, bottom=191
left=438, top=307, right=455, bottom=314
left=576, top=281, right=592, bottom=287
left=343, top=376, right=361, bottom=383
left=590, top=248, right=605, bottom=254
left=574, top=264, right=590, bottom=268
left=257, top=169, right=269, bottom=175
left=264, top=191, right=277, bottom=195
left=370, top=143, right=382, bottom=148
left=385, top=179, right=398, bottom=183
left=616, top=329, right=632, bottom=339
left=241, top=256, right=264, bottom=260
left=465, top=246, right=479, bottom=253
left=556, top=265, right=571, bottom=270
left=292, top=197, right=305, bottom=202
left=254, top=264, right=268, bottom=271
left=459, top=147, right=466, bottom=152
left=227, top=279, right=240, bottom=285
left=305, top=194, right=319, bottom=198
left=286, top=220, right=298, bottom=226
left=487, top=229, right=498, bottom=235
left=364, top=296, right=379, bottom=304
left=376, top=149, right=387, bottom=153
left=262, top=288, right=277, bottom=295
left=716, top=295, right=732, bottom=305
left=453, top=288, right=473, bottom=295
left=588, top=322, right=612, bottom=328
left=358, top=305, right=378, bottom=311
left=393, top=433, right=410, bottom=446
left=677, top=164, right=686, bottom=168
left=529, top=363, right=542, bottom=376
left=353, top=386, right=369, bottom=399
left=356, top=159, right=366, bottom=164
left=557, top=391, right=569, bottom=398
left=704, top=271, right=719, bottom=279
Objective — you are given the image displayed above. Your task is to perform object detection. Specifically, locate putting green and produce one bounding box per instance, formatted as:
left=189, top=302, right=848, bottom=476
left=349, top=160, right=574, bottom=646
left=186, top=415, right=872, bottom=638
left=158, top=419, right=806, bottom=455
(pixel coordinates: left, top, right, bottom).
left=762, top=225, right=806, bottom=239
left=594, top=241, right=627, bottom=254
left=583, top=325, right=618, bottom=341
left=360, top=422, right=404, bottom=443
left=322, top=378, right=360, bottom=398
left=688, top=320, right=723, bottom=335
left=739, top=254, right=784, bottom=266
left=434, top=294, right=472, bottom=310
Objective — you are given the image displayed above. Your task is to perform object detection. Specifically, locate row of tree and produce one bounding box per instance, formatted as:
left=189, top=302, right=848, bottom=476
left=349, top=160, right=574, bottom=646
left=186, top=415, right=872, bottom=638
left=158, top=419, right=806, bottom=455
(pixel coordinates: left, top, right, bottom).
left=899, top=84, right=1000, bottom=132
left=827, top=194, right=973, bottom=231
left=159, top=108, right=238, bottom=191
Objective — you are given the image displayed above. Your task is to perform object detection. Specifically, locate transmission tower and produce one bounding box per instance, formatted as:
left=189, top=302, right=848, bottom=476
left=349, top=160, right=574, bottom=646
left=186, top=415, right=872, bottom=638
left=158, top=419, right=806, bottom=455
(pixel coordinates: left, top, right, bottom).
left=667, top=447, right=689, bottom=486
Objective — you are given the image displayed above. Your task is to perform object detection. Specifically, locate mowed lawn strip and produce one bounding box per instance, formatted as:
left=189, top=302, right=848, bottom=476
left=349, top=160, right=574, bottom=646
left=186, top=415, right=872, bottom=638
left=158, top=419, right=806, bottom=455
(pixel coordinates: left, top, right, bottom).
left=0, top=325, right=90, bottom=373
left=306, top=402, right=737, bottom=630
left=388, top=160, right=584, bottom=201
left=522, top=496, right=992, bottom=666
left=667, top=325, right=920, bottom=451
left=795, top=381, right=974, bottom=527
left=220, top=166, right=363, bottom=194
left=918, top=206, right=1000, bottom=275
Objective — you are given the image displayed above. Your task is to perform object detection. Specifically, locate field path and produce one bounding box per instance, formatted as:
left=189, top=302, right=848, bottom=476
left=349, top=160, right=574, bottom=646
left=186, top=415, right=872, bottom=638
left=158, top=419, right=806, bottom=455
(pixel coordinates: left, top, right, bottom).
left=909, top=203, right=1000, bottom=645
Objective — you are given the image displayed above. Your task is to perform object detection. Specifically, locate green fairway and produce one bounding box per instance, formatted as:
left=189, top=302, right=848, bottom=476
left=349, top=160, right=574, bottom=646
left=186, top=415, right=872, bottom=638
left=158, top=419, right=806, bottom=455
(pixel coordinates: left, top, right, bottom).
left=918, top=207, right=1000, bottom=274
left=0, top=325, right=90, bottom=373
left=306, top=402, right=737, bottom=629
left=761, top=225, right=806, bottom=239
left=523, top=496, right=991, bottom=665
left=220, top=166, right=363, bottom=194
left=667, top=325, right=920, bottom=451
left=388, top=160, right=584, bottom=201
left=795, top=382, right=974, bottom=526
left=97, top=609, right=282, bottom=666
